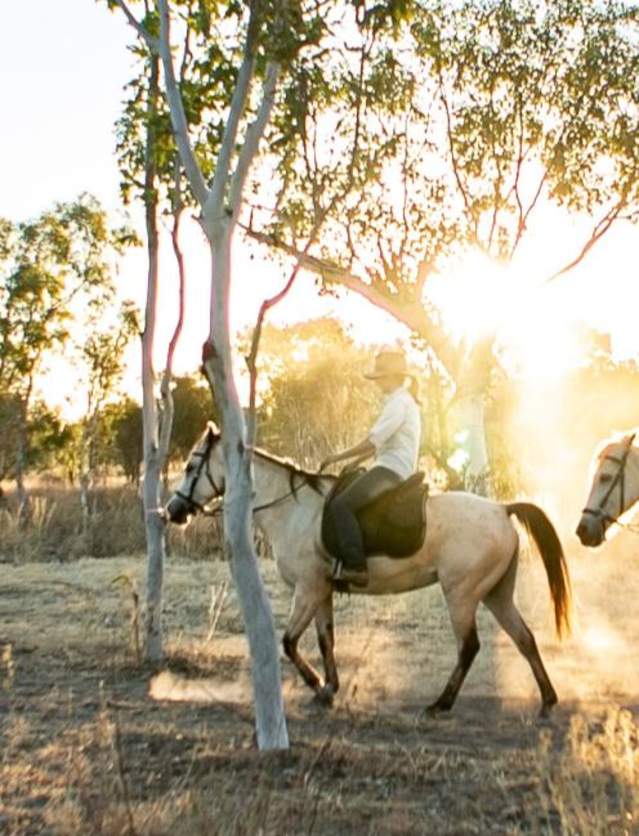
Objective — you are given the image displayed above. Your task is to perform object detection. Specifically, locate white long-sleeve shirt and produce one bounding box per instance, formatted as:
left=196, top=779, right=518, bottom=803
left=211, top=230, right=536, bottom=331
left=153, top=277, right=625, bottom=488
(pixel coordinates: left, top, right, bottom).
left=368, top=387, right=421, bottom=480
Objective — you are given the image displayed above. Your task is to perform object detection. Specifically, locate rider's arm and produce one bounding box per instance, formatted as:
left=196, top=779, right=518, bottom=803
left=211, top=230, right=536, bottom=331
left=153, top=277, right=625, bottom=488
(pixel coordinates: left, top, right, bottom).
left=319, top=439, right=375, bottom=471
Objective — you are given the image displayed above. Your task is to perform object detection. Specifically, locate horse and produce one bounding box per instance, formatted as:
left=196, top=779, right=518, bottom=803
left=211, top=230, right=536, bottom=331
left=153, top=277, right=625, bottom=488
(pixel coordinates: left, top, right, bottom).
left=576, top=431, right=639, bottom=547
left=166, top=423, right=571, bottom=717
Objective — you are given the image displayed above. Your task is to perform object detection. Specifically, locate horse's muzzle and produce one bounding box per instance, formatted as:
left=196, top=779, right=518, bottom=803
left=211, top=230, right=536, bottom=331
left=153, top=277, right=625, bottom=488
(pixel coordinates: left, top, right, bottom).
left=575, top=515, right=604, bottom=547
left=165, top=496, right=190, bottom=526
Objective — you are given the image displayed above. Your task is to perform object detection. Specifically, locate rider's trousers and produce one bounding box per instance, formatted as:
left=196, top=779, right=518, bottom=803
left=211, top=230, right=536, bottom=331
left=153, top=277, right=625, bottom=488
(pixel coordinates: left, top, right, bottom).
left=331, top=466, right=401, bottom=570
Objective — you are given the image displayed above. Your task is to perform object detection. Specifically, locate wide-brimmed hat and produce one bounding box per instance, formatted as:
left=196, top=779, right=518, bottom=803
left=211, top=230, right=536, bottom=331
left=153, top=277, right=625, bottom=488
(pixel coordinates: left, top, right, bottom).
left=364, top=350, right=412, bottom=380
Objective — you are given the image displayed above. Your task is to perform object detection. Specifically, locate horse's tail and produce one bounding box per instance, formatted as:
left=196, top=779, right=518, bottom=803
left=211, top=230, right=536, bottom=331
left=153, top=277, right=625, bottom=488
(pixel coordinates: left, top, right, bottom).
left=505, top=502, right=572, bottom=639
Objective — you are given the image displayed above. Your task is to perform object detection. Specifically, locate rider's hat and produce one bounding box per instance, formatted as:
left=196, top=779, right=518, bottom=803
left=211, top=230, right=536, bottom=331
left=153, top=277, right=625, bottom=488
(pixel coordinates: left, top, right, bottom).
left=364, top=350, right=412, bottom=380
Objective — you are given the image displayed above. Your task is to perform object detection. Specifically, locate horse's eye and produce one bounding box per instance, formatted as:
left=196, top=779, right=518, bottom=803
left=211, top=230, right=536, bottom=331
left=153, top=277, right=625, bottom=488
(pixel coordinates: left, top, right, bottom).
left=185, top=464, right=194, bottom=475
left=600, top=474, right=612, bottom=483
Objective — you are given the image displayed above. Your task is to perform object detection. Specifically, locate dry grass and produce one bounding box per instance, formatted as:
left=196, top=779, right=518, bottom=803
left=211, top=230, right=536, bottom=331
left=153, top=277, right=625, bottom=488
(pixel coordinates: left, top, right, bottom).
left=3, top=543, right=639, bottom=834
left=0, top=483, right=222, bottom=563
left=538, top=709, right=639, bottom=835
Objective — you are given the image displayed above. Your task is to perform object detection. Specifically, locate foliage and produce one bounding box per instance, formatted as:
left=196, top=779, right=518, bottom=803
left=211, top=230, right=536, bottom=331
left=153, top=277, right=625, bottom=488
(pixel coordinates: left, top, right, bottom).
left=74, top=300, right=140, bottom=496
left=0, top=195, right=129, bottom=392
left=108, top=397, right=144, bottom=484
left=0, top=396, right=71, bottom=481
left=88, top=378, right=213, bottom=484
left=251, top=318, right=381, bottom=466
left=0, top=195, right=139, bottom=493
left=254, top=0, right=639, bottom=288
left=168, top=375, right=214, bottom=464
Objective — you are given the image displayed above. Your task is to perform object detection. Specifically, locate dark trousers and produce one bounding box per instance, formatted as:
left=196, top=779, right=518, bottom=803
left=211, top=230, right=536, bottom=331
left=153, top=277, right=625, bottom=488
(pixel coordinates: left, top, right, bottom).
left=331, top=466, right=401, bottom=570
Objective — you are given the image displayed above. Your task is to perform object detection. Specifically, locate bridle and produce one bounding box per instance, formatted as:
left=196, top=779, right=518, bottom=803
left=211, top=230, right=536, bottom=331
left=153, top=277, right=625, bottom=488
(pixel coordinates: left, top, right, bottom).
left=582, top=434, right=636, bottom=529
left=174, top=430, right=225, bottom=515
left=174, top=433, right=318, bottom=517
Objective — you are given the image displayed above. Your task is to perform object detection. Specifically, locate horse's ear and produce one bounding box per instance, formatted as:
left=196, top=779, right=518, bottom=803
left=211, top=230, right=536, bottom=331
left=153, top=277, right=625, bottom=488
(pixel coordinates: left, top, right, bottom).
left=628, top=432, right=637, bottom=447
left=207, top=420, right=221, bottom=439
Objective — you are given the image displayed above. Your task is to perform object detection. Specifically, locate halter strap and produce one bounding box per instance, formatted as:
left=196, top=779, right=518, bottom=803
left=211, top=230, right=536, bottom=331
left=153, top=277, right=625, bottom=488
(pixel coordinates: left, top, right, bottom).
left=175, top=432, right=224, bottom=514
left=582, top=437, right=635, bottom=526
left=177, top=437, right=320, bottom=518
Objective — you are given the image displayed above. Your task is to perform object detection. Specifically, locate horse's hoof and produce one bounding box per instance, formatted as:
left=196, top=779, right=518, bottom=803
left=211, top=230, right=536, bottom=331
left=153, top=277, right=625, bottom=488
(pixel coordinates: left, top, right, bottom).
left=538, top=704, right=556, bottom=723
left=313, top=685, right=335, bottom=707
left=423, top=702, right=448, bottom=719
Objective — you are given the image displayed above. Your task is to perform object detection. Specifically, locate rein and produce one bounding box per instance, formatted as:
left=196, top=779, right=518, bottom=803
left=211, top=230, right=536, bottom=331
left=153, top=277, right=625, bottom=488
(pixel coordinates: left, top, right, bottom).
left=582, top=435, right=636, bottom=529
left=201, top=483, right=308, bottom=518
left=179, top=438, right=323, bottom=518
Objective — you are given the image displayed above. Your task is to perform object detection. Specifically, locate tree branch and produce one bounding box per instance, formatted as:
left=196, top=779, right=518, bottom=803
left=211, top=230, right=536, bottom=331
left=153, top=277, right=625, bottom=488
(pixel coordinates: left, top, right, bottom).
left=510, top=170, right=547, bottom=260
left=545, top=198, right=626, bottom=283
left=113, top=0, right=160, bottom=51
left=159, top=170, right=186, bottom=462
left=207, top=1, right=261, bottom=216
left=243, top=226, right=461, bottom=379
left=229, top=62, right=280, bottom=223
left=438, top=74, right=478, bottom=247
left=157, top=0, right=209, bottom=207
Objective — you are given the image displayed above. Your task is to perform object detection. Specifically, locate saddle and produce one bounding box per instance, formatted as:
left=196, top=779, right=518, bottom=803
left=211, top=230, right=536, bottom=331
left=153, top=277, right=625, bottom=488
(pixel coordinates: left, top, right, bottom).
left=321, top=469, right=429, bottom=560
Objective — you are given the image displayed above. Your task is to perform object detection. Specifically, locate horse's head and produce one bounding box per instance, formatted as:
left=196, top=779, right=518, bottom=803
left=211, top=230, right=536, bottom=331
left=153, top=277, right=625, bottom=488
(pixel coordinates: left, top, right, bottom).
left=576, top=432, right=639, bottom=547
left=165, top=421, right=225, bottom=525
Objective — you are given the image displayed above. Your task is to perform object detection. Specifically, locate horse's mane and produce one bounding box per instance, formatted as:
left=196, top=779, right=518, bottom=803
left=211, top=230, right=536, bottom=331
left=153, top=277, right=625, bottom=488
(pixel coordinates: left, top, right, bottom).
left=252, top=447, right=333, bottom=495
left=594, top=430, right=639, bottom=461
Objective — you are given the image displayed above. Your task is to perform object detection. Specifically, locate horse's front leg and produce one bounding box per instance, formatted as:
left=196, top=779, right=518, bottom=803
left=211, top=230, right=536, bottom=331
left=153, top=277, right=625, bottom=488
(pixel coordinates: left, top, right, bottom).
left=282, top=584, right=328, bottom=698
left=314, top=593, right=339, bottom=706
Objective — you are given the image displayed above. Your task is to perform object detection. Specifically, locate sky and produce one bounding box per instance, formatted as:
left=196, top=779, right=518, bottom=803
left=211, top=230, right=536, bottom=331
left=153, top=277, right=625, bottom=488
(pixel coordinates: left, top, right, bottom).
left=3, top=1, right=639, bottom=416
left=1, top=0, right=405, bottom=415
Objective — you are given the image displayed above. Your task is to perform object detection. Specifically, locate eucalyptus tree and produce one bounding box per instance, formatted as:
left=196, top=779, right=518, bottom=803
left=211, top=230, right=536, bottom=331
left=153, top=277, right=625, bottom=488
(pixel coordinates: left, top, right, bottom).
left=107, top=0, right=422, bottom=748
left=75, top=300, right=139, bottom=529
left=112, top=0, right=206, bottom=661
left=245, top=0, right=639, bottom=492
left=0, top=196, right=134, bottom=521
left=110, top=0, right=315, bottom=750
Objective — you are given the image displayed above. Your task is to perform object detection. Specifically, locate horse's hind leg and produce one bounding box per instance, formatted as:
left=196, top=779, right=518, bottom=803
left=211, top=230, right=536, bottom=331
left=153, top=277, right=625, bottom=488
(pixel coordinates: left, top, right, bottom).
left=283, top=585, right=326, bottom=698
left=483, top=554, right=558, bottom=717
left=427, top=594, right=480, bottom=715
left=314, top=593, right=339, bottom=706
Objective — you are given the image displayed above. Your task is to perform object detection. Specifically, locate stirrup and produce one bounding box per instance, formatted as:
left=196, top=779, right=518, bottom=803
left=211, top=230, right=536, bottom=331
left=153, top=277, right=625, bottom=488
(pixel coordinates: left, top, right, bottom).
left=332, top=559, right=368, bottom=587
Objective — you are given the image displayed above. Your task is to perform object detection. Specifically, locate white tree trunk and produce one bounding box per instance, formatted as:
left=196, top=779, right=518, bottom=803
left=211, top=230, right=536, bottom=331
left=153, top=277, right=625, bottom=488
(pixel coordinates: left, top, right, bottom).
left=151, top=0, right=288, bottom=748
left=142, top=259, right=166, bottom=663
left=143, top=443, right=165, bottom=661
left=142, top=54, right=166, bottom=663
left=202, top=218, right=289, bottom=750
left=452, top=393, right=490, bottom=495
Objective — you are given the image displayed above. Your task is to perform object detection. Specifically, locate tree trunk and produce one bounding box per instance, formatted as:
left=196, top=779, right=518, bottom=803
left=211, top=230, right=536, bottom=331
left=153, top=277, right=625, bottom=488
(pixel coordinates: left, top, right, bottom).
left=14, top=398, right=31, bottom=528
left=142, top=54, right=167, bottom=664
left=143, top=445, right=165, bottom=661
left=451, top=393, right=490, bottom=495
left=202, top=217, right=289, bottom=751
left=79, top=415, right=96, bottom=536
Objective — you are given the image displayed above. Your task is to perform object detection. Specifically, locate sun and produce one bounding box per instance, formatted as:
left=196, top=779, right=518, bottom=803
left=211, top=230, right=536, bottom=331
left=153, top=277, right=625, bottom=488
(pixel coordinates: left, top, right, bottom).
left=430, top=252, right=587, bottom=381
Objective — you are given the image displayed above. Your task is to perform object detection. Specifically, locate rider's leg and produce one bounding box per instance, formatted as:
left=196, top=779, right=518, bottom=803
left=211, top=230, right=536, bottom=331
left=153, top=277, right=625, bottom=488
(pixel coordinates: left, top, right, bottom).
left=331, top=466, right=400, bottom=584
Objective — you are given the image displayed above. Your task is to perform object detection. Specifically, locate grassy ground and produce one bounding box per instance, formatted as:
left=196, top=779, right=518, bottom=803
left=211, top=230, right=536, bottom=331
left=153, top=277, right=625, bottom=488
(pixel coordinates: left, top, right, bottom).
left=2, top=543, right=639, bottom=835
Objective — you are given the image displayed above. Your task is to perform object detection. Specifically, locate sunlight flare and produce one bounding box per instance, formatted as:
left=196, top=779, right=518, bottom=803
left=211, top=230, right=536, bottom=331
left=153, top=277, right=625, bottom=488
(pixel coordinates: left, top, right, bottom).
left=431, top=252, right=587, bottom=381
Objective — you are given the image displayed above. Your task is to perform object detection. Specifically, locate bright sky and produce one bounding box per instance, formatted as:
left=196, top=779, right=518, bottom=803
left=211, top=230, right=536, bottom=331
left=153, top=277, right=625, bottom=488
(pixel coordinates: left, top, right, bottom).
left=3, top=1, right=639, bottom=416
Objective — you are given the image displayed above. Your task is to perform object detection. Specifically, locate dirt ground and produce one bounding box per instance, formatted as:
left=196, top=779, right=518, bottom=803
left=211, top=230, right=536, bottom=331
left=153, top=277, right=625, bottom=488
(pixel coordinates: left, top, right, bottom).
left=2, top=534, right=639, bottom=835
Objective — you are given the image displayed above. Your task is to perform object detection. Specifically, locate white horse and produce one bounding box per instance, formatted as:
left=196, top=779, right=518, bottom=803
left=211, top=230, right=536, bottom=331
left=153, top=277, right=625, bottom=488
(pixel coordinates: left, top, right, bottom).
left=576, top=431, right=639, bottom=547
left=166, top=423, right=571, bottom=717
